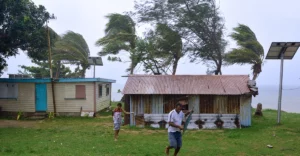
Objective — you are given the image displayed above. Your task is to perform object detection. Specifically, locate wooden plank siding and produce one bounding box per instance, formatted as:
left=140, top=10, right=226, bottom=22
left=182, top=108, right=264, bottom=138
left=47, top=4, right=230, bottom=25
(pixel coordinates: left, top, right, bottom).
left=143, top=95, right=152, bottom=114
left=124, top=95, right=130, bottom=125
left=96, top=82, right=111, bottom=112
left=131, top=95, right=141, bottom=115
left=200, top=95, right=214, bottom=113
left=163, top=95, right=188, bottom=113
left=200, top=95, right=240, bottom=114
left=47, top=83, right=94, bottom=113
left=128, top=94, right=241, bottom=115
left=0, top=83, right=35, bottom=112
left=240, top=95, right=252, bottom=126
left=227, top=96, right=240, bottom=114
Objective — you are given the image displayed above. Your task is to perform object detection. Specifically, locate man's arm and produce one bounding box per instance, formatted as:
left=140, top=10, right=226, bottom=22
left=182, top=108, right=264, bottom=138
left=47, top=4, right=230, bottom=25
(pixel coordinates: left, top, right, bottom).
left=169, top=122, right=184, bottom=130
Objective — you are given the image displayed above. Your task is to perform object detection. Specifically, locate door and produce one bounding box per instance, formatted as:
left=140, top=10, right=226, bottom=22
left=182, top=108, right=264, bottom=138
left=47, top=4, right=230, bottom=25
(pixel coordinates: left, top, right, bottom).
left=35, top=83, right=47, bottom=111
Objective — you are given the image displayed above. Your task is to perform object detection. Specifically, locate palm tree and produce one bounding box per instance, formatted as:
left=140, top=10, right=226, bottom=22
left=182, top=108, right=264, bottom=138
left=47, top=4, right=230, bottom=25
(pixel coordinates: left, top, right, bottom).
left=53, top=31, right=90, bottom=78
left=226, top=24, right=264, bottom=80
left=95, top=13, right=138, bottom=74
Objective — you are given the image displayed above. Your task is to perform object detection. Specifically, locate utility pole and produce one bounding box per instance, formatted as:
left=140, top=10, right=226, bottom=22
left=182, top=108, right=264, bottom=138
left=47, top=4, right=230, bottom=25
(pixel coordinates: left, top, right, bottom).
left=47, top=22, right=57, bottom=116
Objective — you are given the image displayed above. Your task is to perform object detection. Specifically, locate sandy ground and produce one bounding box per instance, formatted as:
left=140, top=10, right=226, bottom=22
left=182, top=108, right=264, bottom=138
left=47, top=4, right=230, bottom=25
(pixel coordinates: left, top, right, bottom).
left=0, top=120, right=37, bottom=128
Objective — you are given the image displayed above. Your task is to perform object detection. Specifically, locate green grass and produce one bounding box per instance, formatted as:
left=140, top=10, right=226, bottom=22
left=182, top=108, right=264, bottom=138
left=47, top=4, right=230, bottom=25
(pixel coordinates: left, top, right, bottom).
left=1, top=109, right=300, bottom=155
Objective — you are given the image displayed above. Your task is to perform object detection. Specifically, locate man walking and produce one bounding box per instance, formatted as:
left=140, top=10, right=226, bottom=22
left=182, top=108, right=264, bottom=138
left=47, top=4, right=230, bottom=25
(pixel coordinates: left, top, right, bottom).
left=165, top=103, right=191, bottom=156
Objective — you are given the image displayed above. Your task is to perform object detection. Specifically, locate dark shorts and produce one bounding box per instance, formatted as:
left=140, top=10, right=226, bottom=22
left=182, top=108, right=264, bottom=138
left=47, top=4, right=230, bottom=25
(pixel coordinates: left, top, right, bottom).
left=168, top=132, right=182, bottom=148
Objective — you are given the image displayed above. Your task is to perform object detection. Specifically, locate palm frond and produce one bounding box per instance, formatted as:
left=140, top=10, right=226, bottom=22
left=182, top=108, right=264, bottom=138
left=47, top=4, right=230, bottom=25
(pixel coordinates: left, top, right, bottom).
left=226, top=48, right=261, bottom=65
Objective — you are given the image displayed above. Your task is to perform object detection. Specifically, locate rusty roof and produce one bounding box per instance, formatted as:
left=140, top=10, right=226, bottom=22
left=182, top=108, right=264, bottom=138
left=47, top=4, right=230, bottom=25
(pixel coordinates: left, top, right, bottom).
left=122, top=75, right=251, bottom=95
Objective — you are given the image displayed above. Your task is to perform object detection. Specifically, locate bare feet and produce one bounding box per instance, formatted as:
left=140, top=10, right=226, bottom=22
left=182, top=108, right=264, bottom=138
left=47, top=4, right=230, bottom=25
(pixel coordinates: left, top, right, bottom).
left=165, top=146, right=169, bottom=155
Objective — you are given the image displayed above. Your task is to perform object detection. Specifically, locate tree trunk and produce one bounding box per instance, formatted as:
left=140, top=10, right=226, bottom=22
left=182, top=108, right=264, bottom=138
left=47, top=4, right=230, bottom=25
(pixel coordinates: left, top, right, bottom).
left=55, top=61, right=61, bottom=79
left=252, top=63, right=261, bottom=80
left=252, top=73, right=258, bottom=80
left=130, top=62, right=134, bottom=75
left=172, top=58, right=179, bottom=75
left=214, top=63, right=222, bottom=75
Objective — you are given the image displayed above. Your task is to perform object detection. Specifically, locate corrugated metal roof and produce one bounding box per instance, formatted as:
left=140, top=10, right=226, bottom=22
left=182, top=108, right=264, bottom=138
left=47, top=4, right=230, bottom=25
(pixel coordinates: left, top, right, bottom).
left=123, top=75, right=251, bottom=95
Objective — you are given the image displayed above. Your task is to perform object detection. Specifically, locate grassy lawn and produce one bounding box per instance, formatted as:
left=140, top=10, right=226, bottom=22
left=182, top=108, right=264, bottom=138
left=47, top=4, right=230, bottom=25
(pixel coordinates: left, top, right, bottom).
left=1, top=108, right=300, bottom=156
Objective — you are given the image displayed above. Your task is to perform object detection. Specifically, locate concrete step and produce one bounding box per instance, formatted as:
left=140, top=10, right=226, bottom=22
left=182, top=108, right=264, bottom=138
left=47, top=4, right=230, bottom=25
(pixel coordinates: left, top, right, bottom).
left=26, top=116, right=46, bottom=120
left=25, top=112, right=47, bottom=120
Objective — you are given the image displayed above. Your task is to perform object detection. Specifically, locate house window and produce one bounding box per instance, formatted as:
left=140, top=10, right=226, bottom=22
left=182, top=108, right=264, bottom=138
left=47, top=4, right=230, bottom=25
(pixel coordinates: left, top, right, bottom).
left=0, top=83, right=18, bottom=99
left=75, top=85, right=86, bottom=99
left=98, top=84, right=103, bottom=98
left=106, top=85, right=110, bottom=96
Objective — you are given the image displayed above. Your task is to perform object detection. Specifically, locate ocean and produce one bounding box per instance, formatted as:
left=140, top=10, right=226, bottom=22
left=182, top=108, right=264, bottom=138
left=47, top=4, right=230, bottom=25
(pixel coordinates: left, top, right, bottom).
left=111, top=85, right=300, bottom=113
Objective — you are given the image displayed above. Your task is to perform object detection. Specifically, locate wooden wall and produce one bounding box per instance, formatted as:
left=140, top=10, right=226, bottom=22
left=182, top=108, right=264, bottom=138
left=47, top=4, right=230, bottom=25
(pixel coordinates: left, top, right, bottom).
left=47, top=82, right=94, bottom=113
left=127, top=94, right=244, bottom=126
left=96, top=82, right=111, bottom=112
left=0, top=83, right=35, bottom=112
left=129, top=94, right=241, bottom=115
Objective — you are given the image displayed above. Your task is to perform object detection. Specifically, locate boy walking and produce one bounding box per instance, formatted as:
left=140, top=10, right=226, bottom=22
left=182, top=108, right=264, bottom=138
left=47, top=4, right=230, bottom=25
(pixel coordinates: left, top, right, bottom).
left=112, top=103, right=133, bottom=141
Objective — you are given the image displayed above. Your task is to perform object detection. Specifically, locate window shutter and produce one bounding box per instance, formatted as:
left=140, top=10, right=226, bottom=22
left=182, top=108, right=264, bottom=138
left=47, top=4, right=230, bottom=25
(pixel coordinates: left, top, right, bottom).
left=76, top=85, right=86, bottom=99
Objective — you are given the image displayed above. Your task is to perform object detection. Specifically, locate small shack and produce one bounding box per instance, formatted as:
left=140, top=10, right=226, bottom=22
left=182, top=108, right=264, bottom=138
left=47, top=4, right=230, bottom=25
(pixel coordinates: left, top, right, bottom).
left=0, top=77, right=115, bottom=117
left=122, top=75, right=257, bottom=129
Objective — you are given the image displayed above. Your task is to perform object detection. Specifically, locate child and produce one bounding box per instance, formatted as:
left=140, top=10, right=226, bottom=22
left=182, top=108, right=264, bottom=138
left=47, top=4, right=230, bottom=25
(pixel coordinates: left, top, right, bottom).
left=112, top=103, right=133, bottom=141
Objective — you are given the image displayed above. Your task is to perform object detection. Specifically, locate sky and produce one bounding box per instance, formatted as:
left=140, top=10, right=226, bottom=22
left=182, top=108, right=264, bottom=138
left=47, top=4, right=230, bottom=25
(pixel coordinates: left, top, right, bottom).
left=2, top=0, right=300, bottom=100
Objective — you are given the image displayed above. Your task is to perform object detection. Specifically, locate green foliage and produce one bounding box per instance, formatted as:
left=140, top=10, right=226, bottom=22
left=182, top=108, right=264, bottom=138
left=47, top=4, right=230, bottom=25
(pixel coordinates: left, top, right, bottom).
left=0, top=0, right=53, bottom=75
left=134, top=0, right=227, bottom=75
left=96, top=13, right=138, bottom=74
left=26, top=27, right=60, bottom=61
left=226, top=24, right=264, bottom=80
left=47, top=112, right=55, bottom=119
left=141, top=24, right=184, bottom=75
left=53, top=31, right=91, bottom=77
left=18, top=60, right=79, bottom=78
left=16, top=111, right=23, bottom=120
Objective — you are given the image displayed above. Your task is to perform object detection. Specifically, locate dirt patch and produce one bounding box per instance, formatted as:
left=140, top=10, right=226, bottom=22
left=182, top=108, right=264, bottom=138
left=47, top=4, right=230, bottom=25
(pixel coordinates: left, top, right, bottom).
left=0, top=120, right=38, bottom=128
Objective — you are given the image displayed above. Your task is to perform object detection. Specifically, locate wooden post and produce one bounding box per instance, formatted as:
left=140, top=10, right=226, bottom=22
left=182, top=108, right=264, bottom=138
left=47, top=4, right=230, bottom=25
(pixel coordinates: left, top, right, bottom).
left=47, top=23, right=56, bottom=116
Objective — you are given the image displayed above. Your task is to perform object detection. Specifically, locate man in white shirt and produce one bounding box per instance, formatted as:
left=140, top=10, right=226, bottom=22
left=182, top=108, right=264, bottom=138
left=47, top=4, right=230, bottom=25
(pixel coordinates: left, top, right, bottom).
left=165, top=103, right=192, bottom=156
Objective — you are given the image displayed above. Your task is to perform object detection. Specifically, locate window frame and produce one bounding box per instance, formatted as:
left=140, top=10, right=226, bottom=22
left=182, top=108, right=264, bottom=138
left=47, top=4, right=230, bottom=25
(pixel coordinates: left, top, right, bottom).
left=106, top=84, right=110, bottom=96
left=98, top=84, right=103, bottom=98
left=0, top=83, right=18, bottom=99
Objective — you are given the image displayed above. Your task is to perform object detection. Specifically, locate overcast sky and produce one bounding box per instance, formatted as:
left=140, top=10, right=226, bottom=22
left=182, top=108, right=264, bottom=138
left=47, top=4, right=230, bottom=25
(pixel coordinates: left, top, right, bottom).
left=2, top=0, right=300, bottom=93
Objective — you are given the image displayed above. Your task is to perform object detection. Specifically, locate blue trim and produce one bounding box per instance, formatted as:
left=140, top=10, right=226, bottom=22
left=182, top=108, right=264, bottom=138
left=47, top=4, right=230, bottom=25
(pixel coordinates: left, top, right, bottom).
left=0, top=78, right=51, bottom=83
left=0, top=78, right=116, bottom=83
left=57, top=78, right=116, bottom=83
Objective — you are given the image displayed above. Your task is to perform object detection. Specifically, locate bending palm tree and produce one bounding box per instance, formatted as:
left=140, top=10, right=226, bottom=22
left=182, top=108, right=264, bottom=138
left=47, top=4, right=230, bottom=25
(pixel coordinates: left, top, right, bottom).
left=226, top=24, right=264, bottom=80
left=53, top=31, right=90, bottom=78
left=95, top=13, right=139, bottom=74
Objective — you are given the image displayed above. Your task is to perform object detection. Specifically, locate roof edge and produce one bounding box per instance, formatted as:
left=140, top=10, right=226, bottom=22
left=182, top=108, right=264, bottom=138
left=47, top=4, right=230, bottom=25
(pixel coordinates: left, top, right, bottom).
left=0, top=78, right=116, bottom=83
left=124, top=74, right=250, bottom=77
